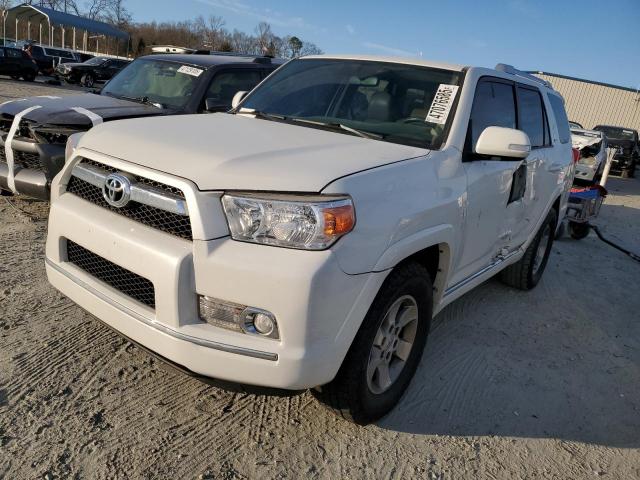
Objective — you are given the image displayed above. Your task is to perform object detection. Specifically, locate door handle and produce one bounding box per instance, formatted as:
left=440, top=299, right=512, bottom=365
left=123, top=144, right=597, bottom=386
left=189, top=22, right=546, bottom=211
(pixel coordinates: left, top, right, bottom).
left=548, top=163, right=564, bottom=172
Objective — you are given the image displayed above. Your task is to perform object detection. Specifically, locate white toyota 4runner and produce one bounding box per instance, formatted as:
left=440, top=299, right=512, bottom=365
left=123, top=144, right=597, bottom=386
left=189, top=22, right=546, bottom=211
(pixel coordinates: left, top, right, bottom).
left=46, top=56, right=574, bottom=423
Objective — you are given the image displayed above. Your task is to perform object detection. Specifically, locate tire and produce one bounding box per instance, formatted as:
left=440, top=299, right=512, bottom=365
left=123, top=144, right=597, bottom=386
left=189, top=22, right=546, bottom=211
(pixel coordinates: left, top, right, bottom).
left=10, top=75, right=20, bottom=80
left=554, top=220, right=565, bottom=240
left=569, top=221, right=590, bottom=240
left=81, top=73, right=95, bottom=88
left=500, top=208, right=557, bottom=290
left=22, top=70, right=36, bottom=82
left=1, top=188, right=14, bottom=197
left=312, top=262, right=433, bottom=424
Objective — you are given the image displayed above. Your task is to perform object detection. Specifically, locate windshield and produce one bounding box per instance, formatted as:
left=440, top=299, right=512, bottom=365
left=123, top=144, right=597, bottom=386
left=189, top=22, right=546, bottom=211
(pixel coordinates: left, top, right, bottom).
left=102, top=59, right=204, bottom=109
left=239, top=59, right=463, bottom=149
left=83, top=57, right=108, bottom=66
left=595, top=126, right=637, bottom=141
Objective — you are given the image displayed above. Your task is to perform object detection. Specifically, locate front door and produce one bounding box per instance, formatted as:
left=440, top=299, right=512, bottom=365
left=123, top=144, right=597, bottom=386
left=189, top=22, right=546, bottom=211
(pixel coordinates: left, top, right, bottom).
left=451, top=77, right=529, bottom=285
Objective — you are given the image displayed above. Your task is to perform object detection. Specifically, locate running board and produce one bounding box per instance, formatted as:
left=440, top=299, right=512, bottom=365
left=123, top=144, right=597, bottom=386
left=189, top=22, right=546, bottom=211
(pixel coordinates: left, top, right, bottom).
left=443, top=249, right=522, bottom=298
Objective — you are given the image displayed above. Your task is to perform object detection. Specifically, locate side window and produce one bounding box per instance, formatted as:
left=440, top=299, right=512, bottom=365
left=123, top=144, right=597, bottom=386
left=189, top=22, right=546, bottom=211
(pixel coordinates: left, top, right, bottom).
left=6, top=49, right=21, bottom=59
left=205, top=69, right=263, bottom=106
left=548, top=93, right=571, bottom=144
left=0, top=49, right=5, bottom=58
left=517, top=86, right=549, bottom=148
left=468, top=80, right=516, bottom=152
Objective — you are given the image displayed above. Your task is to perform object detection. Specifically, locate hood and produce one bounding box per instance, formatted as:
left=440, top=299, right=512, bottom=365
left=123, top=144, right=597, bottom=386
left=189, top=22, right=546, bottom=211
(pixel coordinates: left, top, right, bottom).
left=0, top=94, right=169, bottom=128
left=78, top=113, right=429, bottom=192
left=57, top=62, right=85, bottom=69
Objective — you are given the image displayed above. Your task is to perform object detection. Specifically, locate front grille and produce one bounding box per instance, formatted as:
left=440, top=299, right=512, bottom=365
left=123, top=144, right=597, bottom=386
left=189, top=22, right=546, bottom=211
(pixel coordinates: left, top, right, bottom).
left=66, top=160, right=193, bottom=241
left=14, top=150, right=42, bottom=170
left=66, top=240, right=156, bottom=309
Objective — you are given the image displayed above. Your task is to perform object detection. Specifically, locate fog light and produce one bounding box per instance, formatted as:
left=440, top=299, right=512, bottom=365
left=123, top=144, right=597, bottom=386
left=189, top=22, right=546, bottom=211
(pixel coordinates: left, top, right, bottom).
left=198, top=296, right=279, bottom=339
left=241, top=308, right=279, bottom=339
left=253, top=313, right=275, bottom=335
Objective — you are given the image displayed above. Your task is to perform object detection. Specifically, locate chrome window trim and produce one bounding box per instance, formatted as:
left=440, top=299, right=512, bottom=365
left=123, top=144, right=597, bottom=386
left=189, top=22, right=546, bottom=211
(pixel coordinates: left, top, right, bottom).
left=71, top=162, right=189, bottom=216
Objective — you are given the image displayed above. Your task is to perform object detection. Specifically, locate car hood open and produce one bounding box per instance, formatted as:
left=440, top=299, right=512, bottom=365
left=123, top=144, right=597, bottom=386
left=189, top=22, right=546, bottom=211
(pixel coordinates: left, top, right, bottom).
left=0, top=94, right=169, bottom=128
left=78, top=113, right=429, bottom=192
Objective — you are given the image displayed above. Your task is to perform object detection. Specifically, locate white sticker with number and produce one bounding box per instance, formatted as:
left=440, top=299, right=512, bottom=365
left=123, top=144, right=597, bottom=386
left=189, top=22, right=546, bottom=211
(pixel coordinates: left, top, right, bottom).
left=177, top=65, right=204, bottom=77
left=425, top=84, right=459, bottom=125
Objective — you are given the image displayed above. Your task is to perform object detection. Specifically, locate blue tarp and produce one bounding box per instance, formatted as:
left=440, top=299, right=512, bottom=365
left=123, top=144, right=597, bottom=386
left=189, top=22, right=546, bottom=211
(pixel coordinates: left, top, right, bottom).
left=6, top=4, right=129, bottom=39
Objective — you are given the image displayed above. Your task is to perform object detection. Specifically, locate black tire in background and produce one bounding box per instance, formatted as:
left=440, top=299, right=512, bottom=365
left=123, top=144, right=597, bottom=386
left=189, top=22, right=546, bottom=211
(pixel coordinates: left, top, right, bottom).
left=500, top=208, right=557, bottom=291
left=312, top=262, right=433, bottom=424
left=569, top=221, right=590, bottom=240
left=81, top=73, right=95, bottom=88
left=22, top=70, right=36, bottom=82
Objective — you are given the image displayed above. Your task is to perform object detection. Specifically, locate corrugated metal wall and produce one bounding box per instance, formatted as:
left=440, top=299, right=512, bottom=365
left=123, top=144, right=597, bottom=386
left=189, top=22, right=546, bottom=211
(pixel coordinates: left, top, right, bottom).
left=533, top=72, right=640, bottom=132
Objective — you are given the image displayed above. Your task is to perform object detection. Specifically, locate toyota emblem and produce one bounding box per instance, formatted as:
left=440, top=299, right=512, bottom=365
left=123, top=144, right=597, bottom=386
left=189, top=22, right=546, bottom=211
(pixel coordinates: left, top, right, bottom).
left=102, top=173, right=132, bottom=208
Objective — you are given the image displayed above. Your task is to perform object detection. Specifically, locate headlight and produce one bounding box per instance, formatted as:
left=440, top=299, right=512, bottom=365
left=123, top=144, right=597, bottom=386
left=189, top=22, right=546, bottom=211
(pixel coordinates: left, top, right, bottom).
left=221, top=193, right=355, bottom=250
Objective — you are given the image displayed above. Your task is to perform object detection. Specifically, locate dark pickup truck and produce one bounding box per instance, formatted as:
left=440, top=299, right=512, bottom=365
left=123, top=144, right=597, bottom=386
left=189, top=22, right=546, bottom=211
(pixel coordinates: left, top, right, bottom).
left=593, top=125, right=639, bottom=178
left=1, top=53, right=282, bottom=199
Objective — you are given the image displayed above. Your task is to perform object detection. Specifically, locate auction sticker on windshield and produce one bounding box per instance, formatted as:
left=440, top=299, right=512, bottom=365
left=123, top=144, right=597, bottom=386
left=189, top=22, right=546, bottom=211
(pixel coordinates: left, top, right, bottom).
left=425, top=84, right=459, bottom=125
left=177, top=65, right=204, bottom=77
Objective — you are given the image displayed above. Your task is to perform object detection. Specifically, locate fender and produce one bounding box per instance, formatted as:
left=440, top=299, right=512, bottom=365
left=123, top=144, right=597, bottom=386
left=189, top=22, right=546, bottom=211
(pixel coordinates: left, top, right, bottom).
left=372, top=223, right=454, bottom=306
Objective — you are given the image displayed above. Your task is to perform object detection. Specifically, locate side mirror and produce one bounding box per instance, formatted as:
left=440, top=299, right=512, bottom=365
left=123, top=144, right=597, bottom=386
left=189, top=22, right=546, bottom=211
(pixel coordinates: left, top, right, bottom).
left=231, top=90, right=248, bottom=109
left=205, top=98, right=229, bottom=113
left=475, top=126, right=531, bottom=159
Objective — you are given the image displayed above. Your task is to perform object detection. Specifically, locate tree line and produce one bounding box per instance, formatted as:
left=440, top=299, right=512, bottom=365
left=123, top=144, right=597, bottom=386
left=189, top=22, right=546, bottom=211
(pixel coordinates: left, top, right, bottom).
left=1, top=0, right=323, bottom=58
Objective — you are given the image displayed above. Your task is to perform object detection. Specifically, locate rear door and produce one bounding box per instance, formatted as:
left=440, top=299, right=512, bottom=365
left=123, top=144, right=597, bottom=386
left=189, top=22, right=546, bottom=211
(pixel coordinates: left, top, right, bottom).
left=511, top=84, right=554, bottom=247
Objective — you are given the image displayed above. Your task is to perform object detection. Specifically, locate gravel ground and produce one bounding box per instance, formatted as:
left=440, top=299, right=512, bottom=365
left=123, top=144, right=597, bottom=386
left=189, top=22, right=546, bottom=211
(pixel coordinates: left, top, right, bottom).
left=1, top=79, right=639, bottom=479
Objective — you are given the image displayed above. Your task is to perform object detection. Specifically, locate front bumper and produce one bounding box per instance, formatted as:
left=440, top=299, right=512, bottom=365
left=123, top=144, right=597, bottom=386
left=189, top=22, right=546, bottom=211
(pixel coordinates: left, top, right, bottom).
left=46, top=192, right=387, bottom=390
left=0, top=137, right=65, bottom=199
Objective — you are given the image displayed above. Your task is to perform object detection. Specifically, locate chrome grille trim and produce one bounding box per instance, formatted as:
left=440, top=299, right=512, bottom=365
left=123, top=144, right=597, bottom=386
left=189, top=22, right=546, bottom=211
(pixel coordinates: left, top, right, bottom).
left=71, top=162, right=189, bottom=216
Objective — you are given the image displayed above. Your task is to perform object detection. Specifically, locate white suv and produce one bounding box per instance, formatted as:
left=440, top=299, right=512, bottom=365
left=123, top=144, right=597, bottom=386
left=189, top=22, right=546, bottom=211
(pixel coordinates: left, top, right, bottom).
left=46, top=55, right=574, bottom=423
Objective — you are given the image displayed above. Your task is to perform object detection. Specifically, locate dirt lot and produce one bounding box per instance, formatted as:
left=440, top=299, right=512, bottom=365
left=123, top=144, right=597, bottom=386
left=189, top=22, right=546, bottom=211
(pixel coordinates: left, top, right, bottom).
left=1, top=79, right=640, bottom=479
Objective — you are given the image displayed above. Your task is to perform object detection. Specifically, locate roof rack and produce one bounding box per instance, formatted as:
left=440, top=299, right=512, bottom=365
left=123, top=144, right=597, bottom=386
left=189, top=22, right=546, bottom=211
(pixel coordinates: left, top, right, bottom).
left=495, top=64, right=553, bottom=89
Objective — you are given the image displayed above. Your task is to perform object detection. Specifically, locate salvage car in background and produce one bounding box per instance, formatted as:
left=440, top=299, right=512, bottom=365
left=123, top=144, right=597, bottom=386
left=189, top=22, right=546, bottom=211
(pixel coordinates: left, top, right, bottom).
left=0, top=46, right=38, bottom=81
left=593, top=125, right=639, bottom=178
left=571, top=127, right=607, bottom=184
left=55, top=56, right=131, bottom=87
left=0, top=54, right=282, bottom=199
left=45, top=57, right=574, bottom=424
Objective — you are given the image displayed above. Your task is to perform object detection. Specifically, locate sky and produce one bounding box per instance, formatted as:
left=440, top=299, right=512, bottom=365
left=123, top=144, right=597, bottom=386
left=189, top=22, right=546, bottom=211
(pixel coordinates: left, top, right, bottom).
left=126, top=0, right=640, bottom=89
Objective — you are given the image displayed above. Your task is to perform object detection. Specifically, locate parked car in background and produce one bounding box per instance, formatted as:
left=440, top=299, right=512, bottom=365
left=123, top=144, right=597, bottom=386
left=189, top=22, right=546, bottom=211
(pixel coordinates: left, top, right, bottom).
left=0, top=54, right=282, bottom=199
left=571, top=127, right=607, bottom=184
left=55, top=56, right=131, bottom=87
left=0, top=46, right=38, bottom=81
left=592, top=125, right=639, bottom=178
left=45, top=57, right=574, bottom=424
left=7, top=42, right=82, bottom=75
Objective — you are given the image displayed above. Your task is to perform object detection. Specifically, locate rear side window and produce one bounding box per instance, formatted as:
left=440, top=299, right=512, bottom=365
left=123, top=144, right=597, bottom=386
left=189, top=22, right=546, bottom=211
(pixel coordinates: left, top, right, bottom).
left=517, top=86, right=550, bottom=148
left=0, top=49, right=4, bottom=58
left=548, top=93, right=570, bottom=144
left=6, top=49, right=21, bottom=58
left=468, top=80, right=517, bottom=151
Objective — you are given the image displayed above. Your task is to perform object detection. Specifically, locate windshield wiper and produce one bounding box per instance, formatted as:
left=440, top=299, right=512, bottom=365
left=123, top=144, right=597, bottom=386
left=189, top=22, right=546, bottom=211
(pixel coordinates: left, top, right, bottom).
left=236, top=107, right=287, bottom=122
left=116, top=94, right=163, bottom=109
left=289, top=118, right=383, bottom=140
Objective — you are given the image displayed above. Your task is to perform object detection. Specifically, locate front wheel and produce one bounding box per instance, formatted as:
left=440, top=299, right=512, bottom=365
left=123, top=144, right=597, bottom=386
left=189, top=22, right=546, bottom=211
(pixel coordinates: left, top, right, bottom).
left=81, top=73, right=95, bottom=88
left=312, top=262, right=433, bottom=424
left=500, top=208, right=557, bottom=290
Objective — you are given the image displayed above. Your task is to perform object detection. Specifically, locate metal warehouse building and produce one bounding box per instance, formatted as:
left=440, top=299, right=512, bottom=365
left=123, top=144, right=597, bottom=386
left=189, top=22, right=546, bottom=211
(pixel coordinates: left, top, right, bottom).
left=532, top=72, right=640, bottom=132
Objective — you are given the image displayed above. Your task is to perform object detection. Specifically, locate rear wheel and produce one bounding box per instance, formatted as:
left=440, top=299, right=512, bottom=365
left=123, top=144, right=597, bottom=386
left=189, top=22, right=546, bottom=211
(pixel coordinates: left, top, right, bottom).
left=312, top=262, right=433, bottom=424
left=500, top=208, right=557, bottom=290
left=22, top=70, right=36, bottom=82
left=569, top=221, right=590, bottom=240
